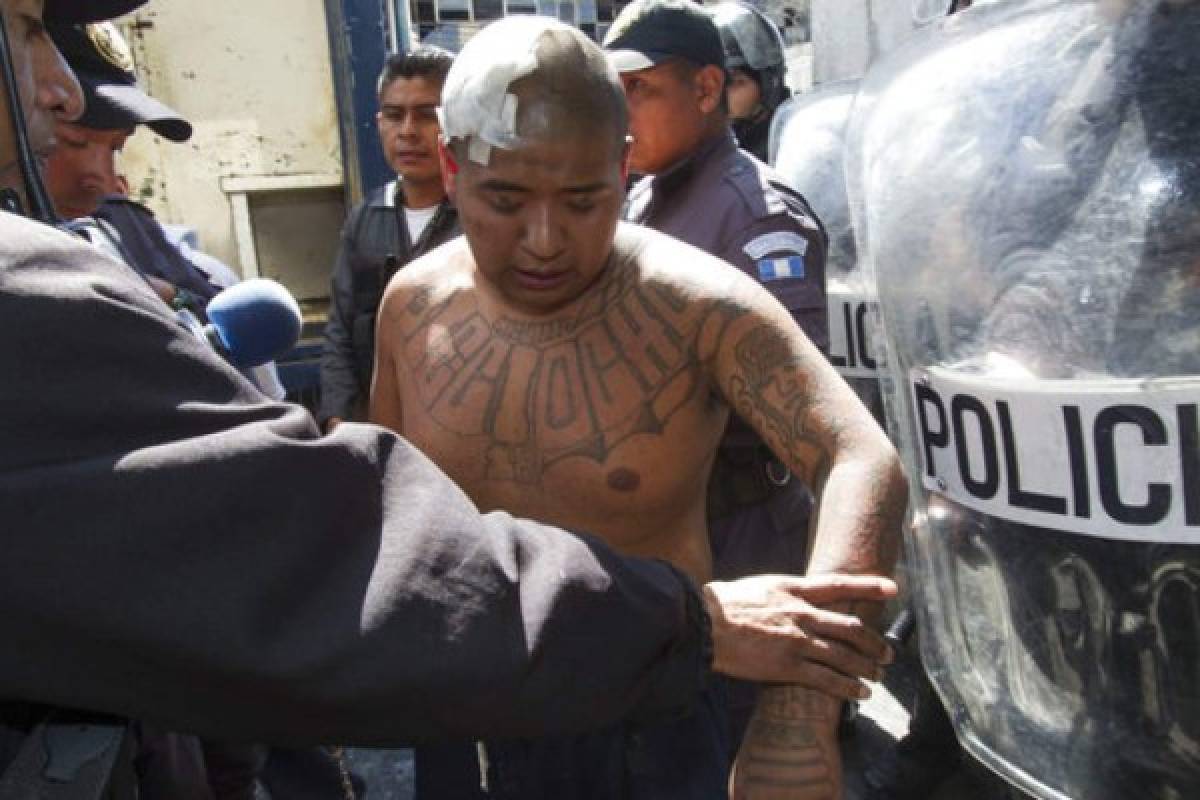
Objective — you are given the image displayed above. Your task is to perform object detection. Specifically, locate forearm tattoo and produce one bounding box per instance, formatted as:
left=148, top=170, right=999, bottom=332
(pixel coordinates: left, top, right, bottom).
left=741, top=686, right=840, bottom=793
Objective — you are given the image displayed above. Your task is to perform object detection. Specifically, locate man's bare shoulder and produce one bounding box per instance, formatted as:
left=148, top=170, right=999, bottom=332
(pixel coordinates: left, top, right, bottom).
left=614, top=221, right=767, bottom=307
left=378, top=237, right=473, bottom=322
left=613, top=222, right=824, bottom=387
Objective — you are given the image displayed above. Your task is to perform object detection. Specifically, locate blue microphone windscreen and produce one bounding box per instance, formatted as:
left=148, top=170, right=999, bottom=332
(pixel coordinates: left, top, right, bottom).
left=207, top=279, right=302, bottom=367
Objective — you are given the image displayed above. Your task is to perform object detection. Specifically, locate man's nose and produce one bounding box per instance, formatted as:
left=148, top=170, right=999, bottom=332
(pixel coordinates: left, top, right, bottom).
left=523, top=204, right=565, bottom=261
left=39, top=45, right=84, bottom=123
left=74, top=144, right=110, bottom=184
left=397, top=111, right=418, bottom=137
left=95, top=149, right=119, bottom=187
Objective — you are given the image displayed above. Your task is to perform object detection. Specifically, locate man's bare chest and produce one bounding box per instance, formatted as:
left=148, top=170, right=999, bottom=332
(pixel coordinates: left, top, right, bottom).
left=392, top=276, right=725, bottom=487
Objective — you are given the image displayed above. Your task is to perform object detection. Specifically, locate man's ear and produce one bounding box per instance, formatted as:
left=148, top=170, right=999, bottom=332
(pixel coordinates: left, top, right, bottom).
left=437, top=138, right=459, bottom=202
left=695, top=65, right=726, bottom=115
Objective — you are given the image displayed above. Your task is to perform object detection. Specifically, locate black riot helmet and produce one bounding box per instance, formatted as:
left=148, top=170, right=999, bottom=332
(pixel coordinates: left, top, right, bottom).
left=0, top=0, right=146, bottom=221
left=711, top=1, right=789, bottom=113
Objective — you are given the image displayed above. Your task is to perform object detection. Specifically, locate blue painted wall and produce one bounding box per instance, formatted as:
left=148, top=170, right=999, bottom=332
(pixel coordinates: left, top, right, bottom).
left=325, top=0, right=405, bottom=207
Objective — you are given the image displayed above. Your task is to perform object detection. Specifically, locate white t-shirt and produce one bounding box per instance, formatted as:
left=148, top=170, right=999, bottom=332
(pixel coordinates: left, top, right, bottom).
left=404, top=205, right=439, bottom=244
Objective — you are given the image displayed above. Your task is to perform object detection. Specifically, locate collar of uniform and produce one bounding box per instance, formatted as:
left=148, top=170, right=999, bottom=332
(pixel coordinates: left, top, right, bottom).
left=651, top=130, right=738, bottom=197
left=381, top=180, right=401, bottom=209
left=379, top=180, right=452, bottom=214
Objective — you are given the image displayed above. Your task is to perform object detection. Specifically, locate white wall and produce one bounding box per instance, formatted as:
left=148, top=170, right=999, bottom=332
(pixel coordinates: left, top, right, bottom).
left=118, top=0, right=345, bottom=300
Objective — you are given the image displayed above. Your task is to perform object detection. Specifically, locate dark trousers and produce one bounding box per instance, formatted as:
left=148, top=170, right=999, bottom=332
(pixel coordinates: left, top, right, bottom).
left=415, top=682, right=731, bottom=800
left=136, top=727, right=271, bottom=800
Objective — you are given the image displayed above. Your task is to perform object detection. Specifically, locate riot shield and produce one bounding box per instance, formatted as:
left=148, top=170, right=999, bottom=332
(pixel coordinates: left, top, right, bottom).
left=848, top=1, right=1200, bottom=798
left=771, top=80, right=886, bottom=421
left=770, top=81, right=859, bottom=270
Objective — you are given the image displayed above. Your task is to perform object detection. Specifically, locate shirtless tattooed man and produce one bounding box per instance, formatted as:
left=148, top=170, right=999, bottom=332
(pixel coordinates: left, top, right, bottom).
left=370, top=18, right=906, bottom=800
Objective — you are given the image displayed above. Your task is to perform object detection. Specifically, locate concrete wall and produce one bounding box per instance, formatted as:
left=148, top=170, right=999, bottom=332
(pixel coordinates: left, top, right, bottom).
left=118, top=0, right=345, bottom=301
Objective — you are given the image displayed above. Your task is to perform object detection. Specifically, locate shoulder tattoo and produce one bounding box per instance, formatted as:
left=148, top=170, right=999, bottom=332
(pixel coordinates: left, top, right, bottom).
left=724, top=323, right=841, bottom=488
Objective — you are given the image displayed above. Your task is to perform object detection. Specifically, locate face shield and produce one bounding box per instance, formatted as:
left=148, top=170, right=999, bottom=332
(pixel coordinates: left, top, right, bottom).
left=711, top=1, right=789, bottom=112
left=711, top=1, right=784, bottom=72
left=850, top=1, right=1200, bottom=797
left=770, top=81, right=885, bottom=422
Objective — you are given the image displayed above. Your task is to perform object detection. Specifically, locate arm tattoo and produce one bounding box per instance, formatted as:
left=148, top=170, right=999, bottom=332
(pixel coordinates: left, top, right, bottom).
left=724, top=323, right=841, bottom=488
left=739, top=687, right=840, bottom=794
left=758, top=685, right=836, bottom=722
left=742, top=723, right=831, bottom=790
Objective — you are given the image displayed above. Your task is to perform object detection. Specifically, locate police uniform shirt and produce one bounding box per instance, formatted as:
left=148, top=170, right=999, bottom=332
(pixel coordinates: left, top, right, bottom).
left=624, top=131, right=829, bottom=351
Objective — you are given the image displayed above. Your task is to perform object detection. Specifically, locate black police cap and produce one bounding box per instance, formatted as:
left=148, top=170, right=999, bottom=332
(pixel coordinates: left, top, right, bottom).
left=50, top=21, right=192, bottom=142
left=602, top=0, right=725, bottom=73
left=44, top=0, right=148, bottom=25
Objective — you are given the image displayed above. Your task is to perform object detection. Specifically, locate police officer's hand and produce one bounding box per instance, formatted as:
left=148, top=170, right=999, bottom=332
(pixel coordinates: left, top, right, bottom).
left=702, top=574, right=896, bottom=698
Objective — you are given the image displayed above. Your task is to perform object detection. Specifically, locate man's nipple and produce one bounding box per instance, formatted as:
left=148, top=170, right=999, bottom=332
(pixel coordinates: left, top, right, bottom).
left=606, top=467, right=642, bottom=493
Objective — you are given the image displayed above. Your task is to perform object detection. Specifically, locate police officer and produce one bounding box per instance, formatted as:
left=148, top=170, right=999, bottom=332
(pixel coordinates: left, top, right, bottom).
left=40, top=19, right=199, bottom=298
left=603, top=0, right=833, bottom=748
left=319, top=46, right=459, bottom=432
left=711, top=0, right=790, bottom=163
left=42, top=20, right=287, bottom=404
left=0, top=1, right=897, bottom=796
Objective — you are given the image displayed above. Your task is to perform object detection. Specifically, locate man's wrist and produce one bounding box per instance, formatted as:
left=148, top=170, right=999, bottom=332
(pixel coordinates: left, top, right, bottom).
left=756, top=684, right=842, bottom=730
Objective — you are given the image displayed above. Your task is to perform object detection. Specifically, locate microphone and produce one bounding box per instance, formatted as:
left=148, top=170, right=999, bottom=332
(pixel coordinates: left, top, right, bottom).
left=192, top=279, right=303, bottom=368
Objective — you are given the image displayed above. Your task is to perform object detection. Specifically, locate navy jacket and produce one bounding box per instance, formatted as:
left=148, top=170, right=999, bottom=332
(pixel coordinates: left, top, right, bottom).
left=319, top=182, right=459, bottom=424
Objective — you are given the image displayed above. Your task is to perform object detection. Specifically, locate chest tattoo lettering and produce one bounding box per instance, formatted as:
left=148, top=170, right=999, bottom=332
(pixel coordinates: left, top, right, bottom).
left=397, top=269, right=724, bottom=485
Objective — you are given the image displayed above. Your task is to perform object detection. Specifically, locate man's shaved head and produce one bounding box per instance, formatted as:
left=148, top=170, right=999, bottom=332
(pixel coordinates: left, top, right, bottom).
left=440, top=17, right=627, bottom=165
left=511, top=27, right=628, bottom=151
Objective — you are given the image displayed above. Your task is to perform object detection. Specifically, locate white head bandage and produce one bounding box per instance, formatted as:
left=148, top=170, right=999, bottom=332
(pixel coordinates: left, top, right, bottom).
left=438, top=17, right=576, bottom=165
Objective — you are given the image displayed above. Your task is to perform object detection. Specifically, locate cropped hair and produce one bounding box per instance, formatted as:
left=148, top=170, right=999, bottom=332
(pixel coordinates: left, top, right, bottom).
left=377, top=46, right=455, bottom=99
